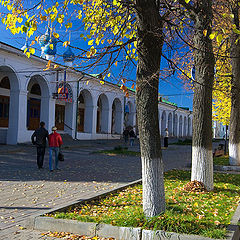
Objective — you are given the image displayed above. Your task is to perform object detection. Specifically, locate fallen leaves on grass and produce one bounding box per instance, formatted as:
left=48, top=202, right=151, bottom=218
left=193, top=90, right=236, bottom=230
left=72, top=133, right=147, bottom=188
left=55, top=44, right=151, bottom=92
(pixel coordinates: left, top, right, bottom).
left=42, top=231, right=115, bottom=239
left=184, top=180, right=207, bottom=192
left=48, top=170, right=240, bottom=239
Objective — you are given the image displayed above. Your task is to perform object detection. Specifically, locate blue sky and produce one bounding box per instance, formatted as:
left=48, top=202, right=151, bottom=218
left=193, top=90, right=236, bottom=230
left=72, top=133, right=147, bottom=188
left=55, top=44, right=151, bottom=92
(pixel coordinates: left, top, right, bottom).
left=0, top=10, right=193, bottom=110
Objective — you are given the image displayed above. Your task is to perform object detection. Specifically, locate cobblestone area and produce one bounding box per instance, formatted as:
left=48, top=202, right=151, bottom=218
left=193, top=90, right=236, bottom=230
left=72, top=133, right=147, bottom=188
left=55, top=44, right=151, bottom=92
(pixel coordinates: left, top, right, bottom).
left=0, top=139, right=192, bottom=239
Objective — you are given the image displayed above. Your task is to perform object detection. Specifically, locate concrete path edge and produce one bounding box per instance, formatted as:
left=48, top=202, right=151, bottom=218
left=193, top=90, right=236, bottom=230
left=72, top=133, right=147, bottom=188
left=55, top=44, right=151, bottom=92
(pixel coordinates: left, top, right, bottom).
left=24, top=180, right=240, bottom=240
left=214, top=165, right=240, bottom=171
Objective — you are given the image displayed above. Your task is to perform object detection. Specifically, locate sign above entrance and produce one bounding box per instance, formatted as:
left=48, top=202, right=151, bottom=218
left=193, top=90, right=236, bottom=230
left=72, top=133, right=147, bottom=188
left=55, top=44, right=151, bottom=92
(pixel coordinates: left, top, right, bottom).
left=53, top=83, right=73, bottom=103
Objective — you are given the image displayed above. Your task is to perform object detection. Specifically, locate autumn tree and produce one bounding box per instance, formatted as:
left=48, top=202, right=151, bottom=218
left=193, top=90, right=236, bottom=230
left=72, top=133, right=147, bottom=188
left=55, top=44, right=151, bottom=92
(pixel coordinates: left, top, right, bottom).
left=178, top=0, right=215, bottom=190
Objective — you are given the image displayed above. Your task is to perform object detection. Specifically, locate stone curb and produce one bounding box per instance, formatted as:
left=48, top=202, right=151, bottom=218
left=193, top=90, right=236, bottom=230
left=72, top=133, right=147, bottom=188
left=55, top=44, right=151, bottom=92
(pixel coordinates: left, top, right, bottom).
left=141, top=229, right=212, bottom=240
left=214, top=165, right=240, bottom=171
left=225, top=203, right=240, bottom=240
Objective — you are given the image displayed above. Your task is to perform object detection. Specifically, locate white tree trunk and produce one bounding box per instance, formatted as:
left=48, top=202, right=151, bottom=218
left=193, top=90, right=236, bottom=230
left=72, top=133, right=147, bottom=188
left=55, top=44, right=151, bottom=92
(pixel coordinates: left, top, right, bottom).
left=142, top=156, right=165, bottom=217
left=229, top=4, right=240, bottom=166
left=191, top=146, right=213, bottom=191
left=135, top=0, right=166, bottom=217
left=190, top=0, right=214, bottom=191
left=229, top=144, right=240, bottom=165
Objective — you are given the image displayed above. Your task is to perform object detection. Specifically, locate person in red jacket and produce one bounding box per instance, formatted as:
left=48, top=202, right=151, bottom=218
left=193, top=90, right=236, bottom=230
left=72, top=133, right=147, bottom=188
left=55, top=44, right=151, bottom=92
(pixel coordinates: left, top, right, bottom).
left=48, top=126, right=63, bottom=171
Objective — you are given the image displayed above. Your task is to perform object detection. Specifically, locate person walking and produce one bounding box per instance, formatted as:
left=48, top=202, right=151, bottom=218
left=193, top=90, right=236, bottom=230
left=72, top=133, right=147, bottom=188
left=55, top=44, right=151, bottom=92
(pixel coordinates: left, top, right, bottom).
left=164, top=128, right=169, bottom=148
left=129, top=128, right=136, bottom=147
left=48, top=126, right=63, bottom=172
left=31, top=121, right=49, bottom=169
left=123, top=128, right=129, bottom=144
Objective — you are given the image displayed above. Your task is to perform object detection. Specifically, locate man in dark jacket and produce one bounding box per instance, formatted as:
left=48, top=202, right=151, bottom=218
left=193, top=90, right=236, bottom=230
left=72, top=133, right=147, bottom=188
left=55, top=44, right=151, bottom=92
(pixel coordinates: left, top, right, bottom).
left=31, top=121, right=49, bottom=169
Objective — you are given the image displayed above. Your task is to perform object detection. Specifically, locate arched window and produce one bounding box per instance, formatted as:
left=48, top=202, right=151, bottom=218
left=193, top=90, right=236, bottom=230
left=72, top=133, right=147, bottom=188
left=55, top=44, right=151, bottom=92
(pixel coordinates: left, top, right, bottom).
left=0, top=77, right=10, bottom=89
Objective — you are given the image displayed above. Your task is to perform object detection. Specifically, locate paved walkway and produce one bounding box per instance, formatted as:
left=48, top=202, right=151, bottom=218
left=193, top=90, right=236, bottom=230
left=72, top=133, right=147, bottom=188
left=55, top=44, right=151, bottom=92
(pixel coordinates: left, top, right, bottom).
left=0, top=139, right=192, bottom=239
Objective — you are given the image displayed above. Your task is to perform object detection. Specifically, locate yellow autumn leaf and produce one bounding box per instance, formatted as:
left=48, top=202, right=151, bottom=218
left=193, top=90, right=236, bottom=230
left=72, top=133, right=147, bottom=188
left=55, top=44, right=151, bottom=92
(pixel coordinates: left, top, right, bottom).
left=43, top=67, right=50, bottom=71
left=114, top=61, right=118, bottom=67
left=29, top=48, right=35, bottom=54
left=35, top=36, right=40, bottom=43
left=30, top=40, right=35, bottom=46
left=53, top=32, right=59, bottom=38
left=86, top=51, right=91, bottom=58
left=40, top=15, right=47, bottom=21
left=49, top=44, right=53, bottom=50
left=209, top=32, right=216, bottom=40
left=107, top=73, right=111, bottom=77
left=46, top=60, right=52, bottom=68
left=63, top=41, right=70, bottom=47
left=100, top=81, right=104, bottom=85
left=53, top=64, right=59, bottom=69
left=88, top=39, right=94, bottom=45
left=216, top=34, right=223, bottom=43
left=193, top=202, right=198, bottom=207
left=26, top=52, right=30, bottom=58
left=203, top=29, right=207, bottom=36
left=86, top=81, right=89, bottom=85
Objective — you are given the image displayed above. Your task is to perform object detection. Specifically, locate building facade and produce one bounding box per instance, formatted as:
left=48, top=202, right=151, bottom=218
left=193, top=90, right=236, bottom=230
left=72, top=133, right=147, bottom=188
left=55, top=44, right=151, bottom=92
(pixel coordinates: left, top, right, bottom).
left=0, top=42, right=193, bottom=144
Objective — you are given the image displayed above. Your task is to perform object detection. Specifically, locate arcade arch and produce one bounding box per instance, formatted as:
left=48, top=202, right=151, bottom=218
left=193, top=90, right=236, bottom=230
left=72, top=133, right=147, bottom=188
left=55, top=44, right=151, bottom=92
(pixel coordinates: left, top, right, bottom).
left=55, top=83, right=74, bottom=131
left=0, top=77, right=10, bottom=127
left=0, top=66, right=21, bottom=141
left=78, top=89, right=93, bottom=133
left=111, top=98, right=122, bottom=134
left=125, top=100, right=134, bottom=128
left=96, top=93, right=109, bottom=133
left=173, top=113, right=178, bottom=137
left=26, top=75, right=50, bottom=130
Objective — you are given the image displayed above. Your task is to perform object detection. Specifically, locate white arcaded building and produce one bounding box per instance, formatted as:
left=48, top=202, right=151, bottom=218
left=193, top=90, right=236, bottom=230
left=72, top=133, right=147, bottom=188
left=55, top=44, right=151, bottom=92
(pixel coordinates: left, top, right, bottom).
left=0, top=41, right=193, bottom=144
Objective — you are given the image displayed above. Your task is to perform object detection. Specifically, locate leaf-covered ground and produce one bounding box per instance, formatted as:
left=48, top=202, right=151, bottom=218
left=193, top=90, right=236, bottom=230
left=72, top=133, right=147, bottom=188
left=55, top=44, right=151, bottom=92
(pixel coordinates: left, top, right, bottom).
left=42, top=231, right=114, bottom=239
left=49, top=170, right=240, bottom=239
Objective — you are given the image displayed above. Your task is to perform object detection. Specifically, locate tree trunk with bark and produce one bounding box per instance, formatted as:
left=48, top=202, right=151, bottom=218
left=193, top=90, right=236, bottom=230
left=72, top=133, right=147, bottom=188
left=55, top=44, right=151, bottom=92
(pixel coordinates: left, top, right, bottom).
left=191, top=0, right=215, bottom=191
left=135, top=0, right=166, bottom=217
left=229, top=3, right=240, bottom=166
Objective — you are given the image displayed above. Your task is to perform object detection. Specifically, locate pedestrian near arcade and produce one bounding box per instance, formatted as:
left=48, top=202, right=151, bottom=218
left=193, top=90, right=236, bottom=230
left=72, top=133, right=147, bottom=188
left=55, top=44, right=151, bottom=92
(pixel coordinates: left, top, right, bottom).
left=48, top=126, right=63, bottom=172
left=31, top=121, right=49, bottom=169
left=164, top=128, right=169, bottom=148
left=129, top=128, right=136, bottom=146
left=123, top=128, right=129, bottom=144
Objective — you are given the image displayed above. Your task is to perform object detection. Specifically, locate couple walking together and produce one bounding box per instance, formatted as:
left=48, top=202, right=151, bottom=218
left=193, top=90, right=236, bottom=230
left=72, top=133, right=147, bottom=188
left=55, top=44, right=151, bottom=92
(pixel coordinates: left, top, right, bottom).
left=31, top=122, right=63, bottom=172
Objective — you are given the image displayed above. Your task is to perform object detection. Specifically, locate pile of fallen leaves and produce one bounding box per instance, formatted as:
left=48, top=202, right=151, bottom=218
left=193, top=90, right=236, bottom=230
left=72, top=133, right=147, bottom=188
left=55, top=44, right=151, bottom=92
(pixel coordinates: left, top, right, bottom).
left=184, top=180, right=207, bottom=192
left=42, top=231, right=115, bottom=240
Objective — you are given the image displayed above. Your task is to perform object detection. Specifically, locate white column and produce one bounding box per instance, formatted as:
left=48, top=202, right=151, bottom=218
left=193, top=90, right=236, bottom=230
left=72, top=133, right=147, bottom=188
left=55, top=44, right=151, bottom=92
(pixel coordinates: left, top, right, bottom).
left=107, top=107, right=113, bottom=134
left=65, top=101, right=76, bottom=137
left=91, top=106, right=97, bottom=135
left=7, top=90, right=28, bottom=144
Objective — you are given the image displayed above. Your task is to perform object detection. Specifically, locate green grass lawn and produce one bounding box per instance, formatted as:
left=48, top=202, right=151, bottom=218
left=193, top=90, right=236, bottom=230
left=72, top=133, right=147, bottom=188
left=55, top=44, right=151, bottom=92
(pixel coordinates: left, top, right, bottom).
left=169, top=139, right=192, bottom=145
left=48, top=170, right=240, bottom=239
left=96, top=147, right=140, bottom=156
left=213, top=155, right=229, bottom=166
left=97, top=149, right=140, bottom=156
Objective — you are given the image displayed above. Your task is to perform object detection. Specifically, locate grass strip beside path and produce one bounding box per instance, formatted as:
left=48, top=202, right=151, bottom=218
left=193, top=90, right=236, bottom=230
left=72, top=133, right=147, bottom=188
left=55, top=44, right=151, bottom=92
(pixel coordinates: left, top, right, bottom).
left=213, top=155, right=229, bottom=166
left=48, top=170, right=240, bottom=239
left=96, top=149, right=140, bottom=156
